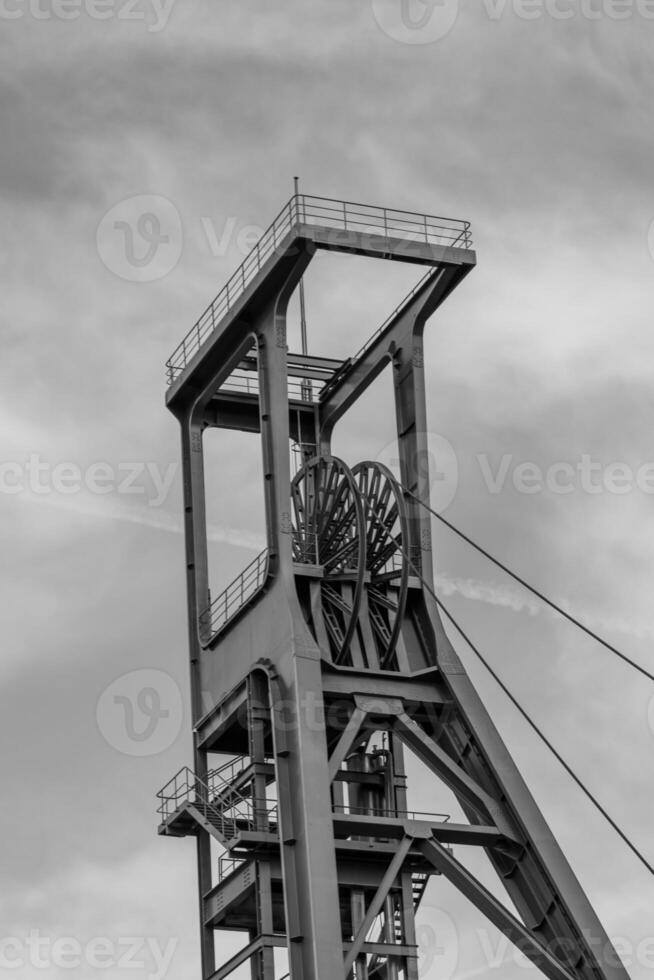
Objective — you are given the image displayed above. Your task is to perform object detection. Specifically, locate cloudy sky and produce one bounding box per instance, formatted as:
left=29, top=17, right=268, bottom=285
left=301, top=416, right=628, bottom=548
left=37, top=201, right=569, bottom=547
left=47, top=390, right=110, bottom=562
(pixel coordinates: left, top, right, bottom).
left=1, top=2, right=653, bottom=979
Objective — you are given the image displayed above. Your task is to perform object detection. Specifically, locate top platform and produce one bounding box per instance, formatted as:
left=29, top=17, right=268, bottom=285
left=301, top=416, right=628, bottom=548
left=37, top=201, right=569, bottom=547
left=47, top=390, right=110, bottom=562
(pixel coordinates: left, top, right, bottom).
left=165, top=193, right=475, bottom=400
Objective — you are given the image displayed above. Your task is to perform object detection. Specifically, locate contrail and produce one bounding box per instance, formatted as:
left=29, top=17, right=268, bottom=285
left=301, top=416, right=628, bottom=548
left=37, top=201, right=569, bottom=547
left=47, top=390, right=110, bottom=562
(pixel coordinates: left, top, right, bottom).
left=436, top=571, right=654, bottom=642
left=13, top=491, right=652, bottom=642
left=9, top=489, right=265, bottom=551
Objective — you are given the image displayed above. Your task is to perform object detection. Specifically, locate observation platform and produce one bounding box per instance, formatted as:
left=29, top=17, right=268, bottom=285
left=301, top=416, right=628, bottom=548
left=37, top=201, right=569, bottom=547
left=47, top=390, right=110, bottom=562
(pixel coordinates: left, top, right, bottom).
left=164, top=193, right=475, bottom=412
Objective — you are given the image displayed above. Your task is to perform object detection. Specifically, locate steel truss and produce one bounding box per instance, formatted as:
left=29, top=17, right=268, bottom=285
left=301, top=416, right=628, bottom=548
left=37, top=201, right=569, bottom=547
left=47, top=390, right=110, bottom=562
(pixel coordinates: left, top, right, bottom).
left=158, top=193, right=630, bottom=980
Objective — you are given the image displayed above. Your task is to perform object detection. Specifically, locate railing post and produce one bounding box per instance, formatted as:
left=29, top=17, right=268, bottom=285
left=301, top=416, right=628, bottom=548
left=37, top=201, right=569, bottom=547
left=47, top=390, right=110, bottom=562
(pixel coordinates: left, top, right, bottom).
left=424, top=214, right=429, bottom=244
left=343, top=200, right=347, bottom=230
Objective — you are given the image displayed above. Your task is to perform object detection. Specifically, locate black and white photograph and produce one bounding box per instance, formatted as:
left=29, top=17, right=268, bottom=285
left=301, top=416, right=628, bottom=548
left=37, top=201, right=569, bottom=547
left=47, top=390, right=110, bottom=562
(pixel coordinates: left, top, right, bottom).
left=2, top=3, right=653, bottom=979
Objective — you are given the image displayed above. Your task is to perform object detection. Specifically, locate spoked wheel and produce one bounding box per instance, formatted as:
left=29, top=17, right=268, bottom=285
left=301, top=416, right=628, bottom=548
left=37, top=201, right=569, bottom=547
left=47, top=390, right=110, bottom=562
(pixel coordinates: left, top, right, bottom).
left=353, top=461, right=410, bottom=669
left=291, top=455, right=366, bottom=664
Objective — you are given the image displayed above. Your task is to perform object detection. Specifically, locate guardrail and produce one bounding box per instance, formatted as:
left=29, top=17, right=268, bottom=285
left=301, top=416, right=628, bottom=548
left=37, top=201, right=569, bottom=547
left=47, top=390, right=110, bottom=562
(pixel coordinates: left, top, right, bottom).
left=165, top=194, right=472, bottom=384
left=332, top=804, right=450, bottom=822
left=219, top=367, right=326, bottom=404
left=156, top=766, right=228, bottom=825
left=217, top=855, right=246, bottom=882
left=157, top=760, right=278, bottom=838
left=201, top=548, right=269, bottom=642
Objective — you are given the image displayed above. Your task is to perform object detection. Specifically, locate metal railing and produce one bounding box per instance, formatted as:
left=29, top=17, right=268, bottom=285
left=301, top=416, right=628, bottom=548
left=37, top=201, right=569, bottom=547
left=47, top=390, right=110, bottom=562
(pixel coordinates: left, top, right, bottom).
left=206, top=756, right=246, bottom=790
left=300, top=195, right=472, bottom=249
left=219, top=367, right=326, bottom=404
left=156, top=766, right=226, bottom=824
left=201, top=548, right=269, bottom=642
left=332, top=803, right=450, bottom=823
left=157, top=760, right=278, bottom=839
left=165, top=194, right=472, bottom=384
left=217, top=855, right=246, bottom=882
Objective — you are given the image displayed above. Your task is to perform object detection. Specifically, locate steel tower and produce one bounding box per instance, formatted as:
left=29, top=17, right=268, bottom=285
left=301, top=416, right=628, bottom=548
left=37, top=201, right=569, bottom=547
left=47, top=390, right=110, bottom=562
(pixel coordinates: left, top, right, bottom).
left=157, top=193, right=628, bottom=980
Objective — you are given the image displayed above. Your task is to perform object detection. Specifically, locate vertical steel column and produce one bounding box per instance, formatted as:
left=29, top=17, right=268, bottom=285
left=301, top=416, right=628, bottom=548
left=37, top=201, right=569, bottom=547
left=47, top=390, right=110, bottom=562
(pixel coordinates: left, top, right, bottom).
left=179, top=418, right=215, bottom=979
left=257, top=286, right=345, bottom=980
left=392, top=332, right=434, bottom=590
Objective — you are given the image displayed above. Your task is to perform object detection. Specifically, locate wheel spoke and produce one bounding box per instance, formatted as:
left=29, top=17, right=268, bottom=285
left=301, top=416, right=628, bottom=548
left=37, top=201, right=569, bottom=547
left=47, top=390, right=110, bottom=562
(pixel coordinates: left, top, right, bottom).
left=292, top=456, right=365, bottom=663
left=353, top=462, right=410, bottom=668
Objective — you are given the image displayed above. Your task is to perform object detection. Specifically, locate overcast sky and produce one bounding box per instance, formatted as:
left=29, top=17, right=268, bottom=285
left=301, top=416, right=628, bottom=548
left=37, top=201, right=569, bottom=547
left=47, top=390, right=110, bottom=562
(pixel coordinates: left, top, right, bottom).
left=1, top=3, right=653, bottom=979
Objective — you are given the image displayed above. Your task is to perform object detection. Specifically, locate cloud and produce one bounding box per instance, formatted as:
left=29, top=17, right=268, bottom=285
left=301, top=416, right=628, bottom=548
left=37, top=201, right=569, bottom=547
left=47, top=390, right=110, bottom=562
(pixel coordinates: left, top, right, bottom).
left=2, top=3, right=653, bottom=975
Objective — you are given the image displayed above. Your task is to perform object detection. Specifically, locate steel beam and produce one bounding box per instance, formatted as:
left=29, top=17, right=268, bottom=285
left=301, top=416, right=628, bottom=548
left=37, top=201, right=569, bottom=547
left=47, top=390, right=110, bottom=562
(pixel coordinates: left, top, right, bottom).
left=343, top=835, right=413, bottom=973
left=419, top=837, right=580, bottom=980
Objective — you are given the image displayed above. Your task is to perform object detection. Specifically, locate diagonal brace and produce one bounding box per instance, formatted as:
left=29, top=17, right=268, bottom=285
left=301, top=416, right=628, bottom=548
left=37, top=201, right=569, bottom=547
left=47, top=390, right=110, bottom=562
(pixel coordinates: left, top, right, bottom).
left=328, top=706, right=368, bottom=782
left=343, top=835, right=413, bottom=974
left=394, top=711, right=516, bottom=839
left=419, top=838, right=578, bottom=980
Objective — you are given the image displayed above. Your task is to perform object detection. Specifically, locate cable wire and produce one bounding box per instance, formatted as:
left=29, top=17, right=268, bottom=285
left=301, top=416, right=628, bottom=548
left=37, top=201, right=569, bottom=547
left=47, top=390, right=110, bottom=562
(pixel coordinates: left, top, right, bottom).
left=359, top=492, right=654, bottom=877
left=403, top=486, right=654, bottom=684
left=431, top=589, right=654, bottom=877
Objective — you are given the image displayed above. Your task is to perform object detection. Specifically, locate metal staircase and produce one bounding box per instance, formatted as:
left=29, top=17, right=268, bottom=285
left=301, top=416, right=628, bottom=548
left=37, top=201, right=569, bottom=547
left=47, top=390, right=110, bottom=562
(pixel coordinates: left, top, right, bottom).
left=157, top=757, right=278, bottom=844
left=394, top=872, right=429, bottom=942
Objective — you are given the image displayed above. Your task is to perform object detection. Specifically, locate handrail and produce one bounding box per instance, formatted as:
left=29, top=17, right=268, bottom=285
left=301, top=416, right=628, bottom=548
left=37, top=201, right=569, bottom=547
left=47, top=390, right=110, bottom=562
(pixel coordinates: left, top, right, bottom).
left=218, top=367, right=327, bottom=404
left=200, top=547, right=269, bottom=642
left=217, top=855, right=246, bottom=882
left=165, top=193, right=472, bottom=384
left=156, top=766, right=234, bottom=827
left=157, top=763, right=278, bottom=839
left=332, top=803, right=450, bottom=823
